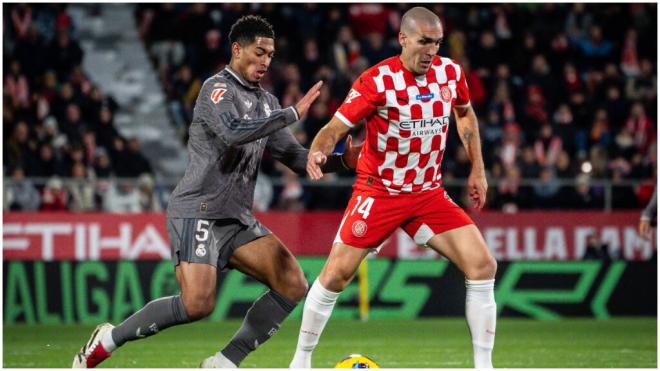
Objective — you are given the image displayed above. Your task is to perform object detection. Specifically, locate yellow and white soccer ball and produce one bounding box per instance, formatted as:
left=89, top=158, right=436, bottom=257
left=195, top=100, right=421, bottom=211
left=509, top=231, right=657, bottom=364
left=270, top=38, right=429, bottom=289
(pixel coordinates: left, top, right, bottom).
left=335, top=354, right=380, bottom=368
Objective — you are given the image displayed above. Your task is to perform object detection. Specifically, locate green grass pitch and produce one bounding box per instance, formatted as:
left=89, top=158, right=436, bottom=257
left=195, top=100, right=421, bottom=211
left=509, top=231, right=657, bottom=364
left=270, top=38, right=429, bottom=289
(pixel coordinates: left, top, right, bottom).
left=3, top=318, right=656, bottom=368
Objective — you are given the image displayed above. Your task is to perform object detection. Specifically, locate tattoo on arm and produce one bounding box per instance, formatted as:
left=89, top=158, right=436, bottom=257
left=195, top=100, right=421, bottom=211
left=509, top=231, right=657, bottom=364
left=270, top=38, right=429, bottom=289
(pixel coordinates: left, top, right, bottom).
left=462, top=129, right=473, bottom=144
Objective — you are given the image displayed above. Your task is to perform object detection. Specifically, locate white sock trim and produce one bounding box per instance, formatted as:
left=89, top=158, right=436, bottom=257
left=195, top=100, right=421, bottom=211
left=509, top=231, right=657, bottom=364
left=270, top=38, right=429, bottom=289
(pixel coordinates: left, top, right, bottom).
left=465, top=278, right=495, bottom=290
left=101, top=329, right=117, bottom=352
left=311, top=279, right=341, bottom=301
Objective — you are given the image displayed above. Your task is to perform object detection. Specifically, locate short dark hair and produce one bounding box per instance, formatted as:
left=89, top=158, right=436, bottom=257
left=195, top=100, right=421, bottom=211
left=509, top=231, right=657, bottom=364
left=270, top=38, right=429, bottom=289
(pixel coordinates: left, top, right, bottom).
left=228, top=15, right=275, bottom=46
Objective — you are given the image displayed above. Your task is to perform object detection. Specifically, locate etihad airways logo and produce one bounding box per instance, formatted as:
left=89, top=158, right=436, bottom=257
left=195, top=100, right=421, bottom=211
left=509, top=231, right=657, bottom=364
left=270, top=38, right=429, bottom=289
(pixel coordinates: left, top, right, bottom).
left=397, top=116, right=449, bottom=130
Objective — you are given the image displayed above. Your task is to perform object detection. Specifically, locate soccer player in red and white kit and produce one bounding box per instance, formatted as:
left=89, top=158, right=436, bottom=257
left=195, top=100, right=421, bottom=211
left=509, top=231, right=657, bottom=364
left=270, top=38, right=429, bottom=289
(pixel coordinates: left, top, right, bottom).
left=290, top=7, right=497, bottom=368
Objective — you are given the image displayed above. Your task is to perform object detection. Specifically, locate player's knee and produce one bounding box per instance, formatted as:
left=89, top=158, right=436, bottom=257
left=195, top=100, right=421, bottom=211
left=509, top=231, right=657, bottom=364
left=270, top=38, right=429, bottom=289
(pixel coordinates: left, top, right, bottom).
left=182, top=293, right=216, bottom=320
left=465, top=253, right=497, bottom=280
left=277, top=269, right=308, bottom=302
left=320, top=267, right=353, bottom=293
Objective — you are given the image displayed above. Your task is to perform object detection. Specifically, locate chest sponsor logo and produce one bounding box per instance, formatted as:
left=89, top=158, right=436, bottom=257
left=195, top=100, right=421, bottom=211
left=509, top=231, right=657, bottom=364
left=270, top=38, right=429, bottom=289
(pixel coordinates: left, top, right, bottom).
left=345, top=89, right=361, bottom=104
left=211, top=88, right=226, bottom=104
left=416, top=93, right=435, bottom=101
left=398, top=116, right=450, bottom=130
left=440, top=86, right=452, bottom=102
left=264, top=103, right=271, bottom=117
left=244, top=100, right=253, bottom=109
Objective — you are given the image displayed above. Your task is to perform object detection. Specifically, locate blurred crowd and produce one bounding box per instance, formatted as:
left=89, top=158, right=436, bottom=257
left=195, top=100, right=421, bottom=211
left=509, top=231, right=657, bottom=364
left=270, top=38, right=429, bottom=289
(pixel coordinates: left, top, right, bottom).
left=3, top=4, right=160, bottom=212
left=3, top=4, right=657, bottom=213
left=134, top=3, right=656, bottom=212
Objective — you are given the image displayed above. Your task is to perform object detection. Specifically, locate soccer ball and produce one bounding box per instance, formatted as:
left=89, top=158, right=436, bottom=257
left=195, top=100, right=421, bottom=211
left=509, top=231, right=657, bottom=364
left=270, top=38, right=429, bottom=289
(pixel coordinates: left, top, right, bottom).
left=335, top=354, right=380, bottom=368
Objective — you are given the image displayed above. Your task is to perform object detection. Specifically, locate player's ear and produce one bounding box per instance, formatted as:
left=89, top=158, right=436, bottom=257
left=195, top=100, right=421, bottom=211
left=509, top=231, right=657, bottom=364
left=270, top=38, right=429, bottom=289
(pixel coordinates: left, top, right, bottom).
left=231, top=42, right=242, bottom=59
left=398, top=32, right=407, bottom=48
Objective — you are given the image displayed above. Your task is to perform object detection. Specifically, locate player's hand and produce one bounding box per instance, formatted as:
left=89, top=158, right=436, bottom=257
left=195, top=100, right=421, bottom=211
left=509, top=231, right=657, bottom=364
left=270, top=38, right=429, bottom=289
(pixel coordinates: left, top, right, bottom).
left=341, top=135, right=362, bottom=169
left=639, top=219, right=651, bottom=240
left=467, top=170, right=487, bottom=210
left=307, top=151, right=327, bottom=180
left=295, top=81, right=323, bottom=118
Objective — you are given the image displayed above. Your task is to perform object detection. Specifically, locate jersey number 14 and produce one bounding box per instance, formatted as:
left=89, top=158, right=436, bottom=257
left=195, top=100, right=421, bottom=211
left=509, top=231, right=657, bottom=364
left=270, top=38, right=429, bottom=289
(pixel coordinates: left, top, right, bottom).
left=351, top=196, right=375, bottom=219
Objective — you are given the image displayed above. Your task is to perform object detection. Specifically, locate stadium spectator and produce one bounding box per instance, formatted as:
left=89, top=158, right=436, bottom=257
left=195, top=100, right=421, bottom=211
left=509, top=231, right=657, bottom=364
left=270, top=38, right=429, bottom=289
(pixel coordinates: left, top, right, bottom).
left=3, top=3, right=657, bottom=213
left=60, top=103, right=88, bottom=144
left=494, top=165, right=525, bottom=213
left=47, top=27, right=83, bottom=80
left=35, top=142, right=66, bottom=177
left=533, top=167, right=561, bottom=208
left=103, top=180, right=140, bottom=213
left=4, top=167, right=41, bottom=211
left=136, top=173, right=163, bottom=212
left=5, top=121, right=38, bottom=175
left=560, top=173, right=603, bottom=209
left=94, top=106, right=120, bottom=151
left=40, top=177, right=68, bottom=211
left=583, top=234, right=611, bottom=260
left=4, top=60, right=30, bottom=109
left=92, top=147, right=113, bottom=178
left=124, top=138, right=153, bottom=177
left=66, top=162, right=95, bottom=211
left=534, top=124, right=563, bottom=168
left=624, top=102, right=655, bottom=153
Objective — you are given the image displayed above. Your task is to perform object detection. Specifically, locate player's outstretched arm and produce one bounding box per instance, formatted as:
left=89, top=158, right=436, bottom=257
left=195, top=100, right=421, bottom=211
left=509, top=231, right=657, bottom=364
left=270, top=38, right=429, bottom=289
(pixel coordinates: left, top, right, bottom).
left=201, top=80, right=322, bottom=147
left=306, top=116, right=355, bottom=180
left=267, top=127, right=360, bottom=176
left=454, top=105, right=487, bottom=210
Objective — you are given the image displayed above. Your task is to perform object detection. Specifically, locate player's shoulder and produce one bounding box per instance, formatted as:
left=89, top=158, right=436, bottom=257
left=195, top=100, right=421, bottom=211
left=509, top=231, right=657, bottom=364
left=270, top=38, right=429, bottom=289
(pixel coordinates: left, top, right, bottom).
left=203, top=71, right=231, bottom=88
left=362, top=56, right=401, bottom=77
left=433, top=56, right=465, bottom=72
left=431, top=56, right=466, bottom=80
left=354, top=56, right=401, bottom=89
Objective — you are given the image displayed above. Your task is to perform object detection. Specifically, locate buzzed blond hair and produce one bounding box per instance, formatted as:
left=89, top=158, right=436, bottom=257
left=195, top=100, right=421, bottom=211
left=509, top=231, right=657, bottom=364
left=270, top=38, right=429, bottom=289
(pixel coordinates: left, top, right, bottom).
left=401, top=6, right=441, bottom=34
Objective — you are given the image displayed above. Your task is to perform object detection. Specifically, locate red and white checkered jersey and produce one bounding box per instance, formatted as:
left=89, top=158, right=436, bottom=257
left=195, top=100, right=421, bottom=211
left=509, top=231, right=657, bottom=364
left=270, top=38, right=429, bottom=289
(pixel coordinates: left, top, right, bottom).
left=335, top=56, right=471, bottom=194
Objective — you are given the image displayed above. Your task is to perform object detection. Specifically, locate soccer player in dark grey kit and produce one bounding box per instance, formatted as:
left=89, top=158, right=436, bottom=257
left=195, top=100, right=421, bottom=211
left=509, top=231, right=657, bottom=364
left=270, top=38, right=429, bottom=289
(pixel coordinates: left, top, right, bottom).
left=73, top=15, right=360, bottom=368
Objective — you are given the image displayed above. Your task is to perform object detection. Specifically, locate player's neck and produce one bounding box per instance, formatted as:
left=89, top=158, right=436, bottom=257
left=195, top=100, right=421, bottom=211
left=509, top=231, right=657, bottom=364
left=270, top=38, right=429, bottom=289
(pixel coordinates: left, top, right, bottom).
left=398, top=55, right=424, bottom=77
left=228, top=60, right=245, bottom=79
left=227, top=60, right=259, bottom=87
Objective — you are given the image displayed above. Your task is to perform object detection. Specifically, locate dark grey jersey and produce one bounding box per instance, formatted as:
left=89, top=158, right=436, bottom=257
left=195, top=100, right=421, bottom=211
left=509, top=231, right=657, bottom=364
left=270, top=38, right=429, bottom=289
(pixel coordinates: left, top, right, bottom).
left=167, top=67, right=308, bottom=225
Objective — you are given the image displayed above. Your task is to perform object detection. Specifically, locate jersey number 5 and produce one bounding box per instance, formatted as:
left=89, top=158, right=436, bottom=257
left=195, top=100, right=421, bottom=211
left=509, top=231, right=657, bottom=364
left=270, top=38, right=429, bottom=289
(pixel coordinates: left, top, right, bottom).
left=196, top=220, right=210, bottom=242
left=351, top=196, right=375, bottom=219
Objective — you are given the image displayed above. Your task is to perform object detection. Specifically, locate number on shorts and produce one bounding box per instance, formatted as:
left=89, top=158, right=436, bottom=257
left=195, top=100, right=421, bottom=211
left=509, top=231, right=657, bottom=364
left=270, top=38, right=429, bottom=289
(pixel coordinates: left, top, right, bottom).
left=351, top=195, right=375, bottom=219
left=196, top=220, right=210, bottom=242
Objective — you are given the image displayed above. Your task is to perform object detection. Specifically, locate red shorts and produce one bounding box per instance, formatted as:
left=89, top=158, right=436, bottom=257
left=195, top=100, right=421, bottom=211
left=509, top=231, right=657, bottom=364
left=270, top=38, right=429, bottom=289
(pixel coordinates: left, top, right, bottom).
left=334, top=187, right=474, bottom=249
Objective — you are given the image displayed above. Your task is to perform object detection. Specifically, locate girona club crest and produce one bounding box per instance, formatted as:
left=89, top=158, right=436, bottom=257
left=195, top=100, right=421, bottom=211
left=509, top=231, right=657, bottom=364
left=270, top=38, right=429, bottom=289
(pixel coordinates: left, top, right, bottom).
left=440, top=86, right=452, bottom=103
left=351, top=220, right=368, bottom=237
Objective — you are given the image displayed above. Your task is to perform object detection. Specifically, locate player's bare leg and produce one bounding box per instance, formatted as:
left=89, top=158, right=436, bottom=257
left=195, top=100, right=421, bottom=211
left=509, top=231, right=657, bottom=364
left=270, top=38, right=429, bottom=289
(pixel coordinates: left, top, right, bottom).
left=73, top=262, right=214, bottom=368
left=426, top=224, right=497, bottom=368
left=290, top=243, right=370, bottom=368
left=201, top=234, right=308, bottom=368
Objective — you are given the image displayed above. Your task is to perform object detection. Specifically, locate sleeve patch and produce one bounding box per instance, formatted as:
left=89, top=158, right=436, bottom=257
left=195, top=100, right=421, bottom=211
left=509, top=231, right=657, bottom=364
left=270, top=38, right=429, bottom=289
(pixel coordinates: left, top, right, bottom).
left=345, top=88, right=362, bottom=104
left=211, top=88, right=226, bottom=104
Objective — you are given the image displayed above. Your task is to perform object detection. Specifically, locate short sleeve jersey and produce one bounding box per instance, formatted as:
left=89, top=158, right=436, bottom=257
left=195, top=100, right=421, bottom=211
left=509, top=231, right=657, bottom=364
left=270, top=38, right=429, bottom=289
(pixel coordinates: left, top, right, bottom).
left=335, top=56, right=470, bottom=194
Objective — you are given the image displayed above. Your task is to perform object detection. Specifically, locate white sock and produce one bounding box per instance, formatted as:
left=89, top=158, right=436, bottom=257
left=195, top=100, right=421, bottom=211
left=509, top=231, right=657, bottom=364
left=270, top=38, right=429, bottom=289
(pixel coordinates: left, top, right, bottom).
left=101, top=329, right=117, bottom=352
left=289, top=279, right=341, bottom=368
left=465, top=279, right=496, bottom=368
left=214, top=352, right=237, bottom=368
